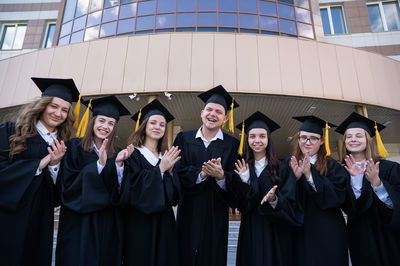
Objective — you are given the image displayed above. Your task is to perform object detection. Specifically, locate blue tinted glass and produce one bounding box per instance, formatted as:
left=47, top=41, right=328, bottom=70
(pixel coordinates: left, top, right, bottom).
left=320, top=8, right=331, bottom=34
left=104, top=0, right=119, bottom=8
left=84, top=25, right=99, bottom=41
left=138, top=0, right=156, bottom=16
left=294, top=0, right=309, bottom=9
left=176, top=13, right=196, bottom=27
left=260, top=16, right=278, bottom=31
left=60, top=21, right=73, bottom=37
left=103, top=6, right=119, bottom=22
left=331, top=7, right=345, bottom=34
left=197, top=27, right=218, bottom=32
left=278, top=0, right=293, bottom=4
left=45, top=24, right=56, bottom=48
left=259, top=1, right=277, bottom=16
left=240, top=14, right=258, bottom=28
left=157, top=0, right=176, bottom=13
left=72, top=15, right=86, bottom=32
left=197, top=12, right=217, bottom=26
left=239, top=0, right=257, bottom=13
left=240, top=28, right=259, bottom=33
left=176, top=27, right=195, bottom=32
left=87, top=10, right=102, bottom=27
left=63, top=0, right=77, bottom=22
left=75, top=0, right=89, bottom=17
left=117, top=18, right=135, bottom=34
left=219, top=13, right=238, bottom=27
left=383, top=2, right=400, bottom=31
left=278, top=4, right=294, bottom=19
left=367, top=5, right=384, bottom=32
left=119, top=3, right=137, bottom=19
left=297, top=22, right=313, bottom=38
left=70, top=30, right=84, bottom=43
left=279, top=19, right=296, bottom=34
left=136, top=15, right=155, bottom=31
left=219, top=27, right=239, bottom=32
left=156, top=14, right=175, bottom=28
left=89, top=0, right=103, bottom=11
left=177, top=0, right=195, bottom=11
left=219, top=0, right=237, bottom=12
left=198, top=0, right=217, bottom=11
left=295, top=7, right=311, bottom=23
left=261, top=30, right=279, bottom=35
left=121, top=0, right=133, bottom=3
left=58, top=35, right=70, bottom=46
left=100, top=21, right=117, bottom=37
left=155, top=28, right=174, bottom=32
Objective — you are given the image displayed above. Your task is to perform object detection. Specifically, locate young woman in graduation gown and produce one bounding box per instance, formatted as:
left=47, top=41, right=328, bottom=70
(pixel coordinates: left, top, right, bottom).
left=336, top=112, right=400, bottom=266
left=233, top=112, right=302, bottom=266
left=56, top=96, right=133, bottom=266
left=0, top=77, right=79, bottom=266
left=114, top=99, right=181, bottom=266
left=286, top=116, right=348, bottom=266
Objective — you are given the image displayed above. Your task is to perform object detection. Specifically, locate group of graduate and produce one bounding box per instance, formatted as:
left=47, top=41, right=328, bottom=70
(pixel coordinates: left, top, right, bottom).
left=0, top=77, right=399, bottom=266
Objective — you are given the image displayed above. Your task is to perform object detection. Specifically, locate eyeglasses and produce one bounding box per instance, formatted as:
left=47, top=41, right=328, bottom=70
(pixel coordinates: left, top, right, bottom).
left=298, top=135, right=320, bottom=144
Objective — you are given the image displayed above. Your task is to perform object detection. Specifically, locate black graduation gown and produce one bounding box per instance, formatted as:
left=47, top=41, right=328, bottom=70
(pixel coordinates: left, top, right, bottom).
left=173, top=130, right=241, bottom=266
left=56, top=138, right=123, bottom=266
left=283, top=157, right=348, bottom=266
left=0, top=121, right=58, bottom=266
left=343, top=159, right=400, bottom=266
left=114, top=148, right=180, bottom=266
left=236, top=162, right=303, bottom=266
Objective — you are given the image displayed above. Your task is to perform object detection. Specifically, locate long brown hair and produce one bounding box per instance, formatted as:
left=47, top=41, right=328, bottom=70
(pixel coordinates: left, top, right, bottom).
left=293, top=131, right=328, bottom=176
left=9, top=96, right=74, bottom=159
left=80, top=116, right=118, bottom=158
left=127, top=117, right=168, bottom=154
left=341, top=129, right=377, bottom=163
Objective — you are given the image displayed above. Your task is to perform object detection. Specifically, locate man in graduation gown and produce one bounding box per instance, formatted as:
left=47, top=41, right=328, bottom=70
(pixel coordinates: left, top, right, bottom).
left=173, top=85, right=241, bottom=266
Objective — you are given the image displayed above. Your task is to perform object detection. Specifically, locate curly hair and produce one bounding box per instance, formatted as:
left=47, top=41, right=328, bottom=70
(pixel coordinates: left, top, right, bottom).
left=8, top=96, right=74, bottom=159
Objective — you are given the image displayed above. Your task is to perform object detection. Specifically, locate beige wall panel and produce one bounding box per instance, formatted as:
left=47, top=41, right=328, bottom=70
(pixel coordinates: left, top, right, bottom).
left=335, top=46, right=361, bottom=102
left=278, top=37, right=302, bottom=95
left=318, top=42, right=342, bottom=99
left=369, top=53, right=392, bottom=108
left=236, top=34, right=259, bottom=92
left=0, top=59, right=10, bottom=108
left=14, top=52, right=39, bottom=105
left=65, top=42, right=90, bottom=90
left=122, top=35, right=149, bottom=93
left=167, top=33, right=192, bottom=91
left=214, top=33, right=237, bottom=91
left=145, top=34, right=170, bottom=91
left=394, top=62, right=400, bottom=110
left=190, top=33, right=214, bottom=91
left=298, top=40, right=323, bottom=97
left=82, top=39, right=108, bottom=95
left=29, top=48, right=54, bottom=99
left=258, top=36, right=282, bottom=94
left=102, top=37, right=128, bottom=94
left=49, top=45, right=71, bottom=77
left=2, top=56, right=23, bottom=106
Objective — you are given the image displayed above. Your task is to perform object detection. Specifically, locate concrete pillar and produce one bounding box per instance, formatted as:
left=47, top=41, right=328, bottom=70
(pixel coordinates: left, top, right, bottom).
left=168, top=121, right=174, bottom=148
left=148, top=95, right=157, bottom=103
left=355, top=105, right=368, bottom=117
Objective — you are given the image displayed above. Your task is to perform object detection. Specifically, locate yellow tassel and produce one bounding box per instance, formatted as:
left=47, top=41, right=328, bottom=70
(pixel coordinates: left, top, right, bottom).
left=135, top=109, right=142, bottom=132
left=375, top=122, right=388, bottom=158
left=228, top=99, right=234, bottom=133
left=325, top=121, right=331, bottom=157
left=238, top=121, right=245, bottom=156
left=76, top=99, right=92, bottom=138
left=73, top=94, right=81, bottom=128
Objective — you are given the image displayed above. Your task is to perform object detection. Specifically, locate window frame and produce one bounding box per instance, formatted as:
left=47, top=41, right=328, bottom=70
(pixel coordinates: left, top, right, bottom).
left=367, top=0, right=400, bottom=31
left=42, top=21, right=57, bottom=48
left=320, top=5, right=348, bottom=35
left=0, top=22, right=27, bottom=50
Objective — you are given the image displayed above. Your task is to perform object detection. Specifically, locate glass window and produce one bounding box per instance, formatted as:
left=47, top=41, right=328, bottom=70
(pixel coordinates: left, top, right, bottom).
left=383, top=2, right=400, bottom=30
left=176, top=13, right=196, bottom=27
left=58, top=35, right=70, bottom=46
left=320, top=8, right=331, bottom=34
left=0, top=24, right=27, bottom=50
left=43, top=23, right=56, bottom=48
left=260, top=16, right=278, bottom=31
left=278, top=4, right=295, bottom=20
left=63, top=0, right=78, bottom=22
left=121, top=0, right=133, bottom=3
left=279, top=18, right=297, bottom=34
left=278, top=0, right=293, bottom=4
left=156, top=14, right=175, bottom=28
left=297, top=22, right=313, bottom=38
left=219, top=13, right=238, bottom=27
left=103, top=6, right=119, bottom=22
left=100, top=21, right=117, bottom=37
left=240, top=14, right=259, bottom=28
left=73, top=15, right=86, bottom=32
left=239, top=0, right=257, bottom=13
left=219, top=0, right=237, bottom=12
left=104, top=0, right=119, bottom=8
left=136, top=15, right=155, bottom=31
left=295, top=7, right=311, bottom=24
left=320, top=6, right=346, bottom=34
left=60, top=21, right=73, bottom=37
left=294, top=0, right=309, bottom=9
left=137, top=1, right=156, bottom=16
left=75, top=0, right=89, bottom=17
left=87, top=10, right=102, bottom=27
left=90, top=0, right=104, bottom=11
left=368, top=4, right=385, bottom=32
left=157, top=0, right=176, bottom=13
left=119, top=3, right=137, bottom=19
left=84, top=25, right=99, bottom=41
left=117, top=18, right=135, bottom=34
left=177, top=0, right=195, bottom=11
left=197, top=13, right=217, bottom=26
left=198, top=0, right=217, bottom=11
left=259, top=1, right=277, bottom=16
left=70, top=30, right=84, bottom=43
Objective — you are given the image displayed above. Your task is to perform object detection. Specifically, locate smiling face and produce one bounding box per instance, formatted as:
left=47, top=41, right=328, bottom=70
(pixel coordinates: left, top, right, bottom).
left=344, top=128, right=367, bottom=154
left=39, top=97, right=71, bottom=132
left=93, top=115, right=116, bottom=142
left=145, top=114, right=166, bottom=140
left=200, top=103, right=227, bottom=131
left=248, top=128, right=269, bottom=156
left=298, top=131, right=324, bottom=157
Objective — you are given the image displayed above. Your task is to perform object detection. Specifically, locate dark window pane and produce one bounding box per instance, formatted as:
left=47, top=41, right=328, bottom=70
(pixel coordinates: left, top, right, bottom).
left=136, top=15, right=155, bottom=31
left=176, top=13, right=196, bottom=27
left=87, top=10, right=102, bottom=27
left=240, top=28, right=259, bottom=33
left=219, top=27, right=239, bottom=32
left=60, top=21, right=73, bottom=37
left=63, top=0, right=77, bottom=22
left=198, top=0, right=217, bottom=11
left=176, top=27, right=195, bottom=32
left=239, top=0, right=257, bottom=13
left=156, top=14, right=175, bottom=28
left=177, top=0, right=195, bottom=11
left=383, top=2, right=400, bottom=31
left=84, top=25, right=99, bottom=41
left=279, top=18, right=297, bottom=34
left=157, top=0, right=176, bottom=13
left=138, top=1, right=156, bottom=16
left=73, top=16, right=86, bottom=32
left=297, top=22, right=313, bottom=38
left=104, top=0, right=119, bottom=8
left=58, top=35, right=70, bottom=46
left=100, top=21, right=117, bottom=37
left=259, top=1, right=277, bottom=16
left=75, top=0, right=89, bottom=17
left=155, top=28, right=174, bottom=32
left=278, top=0, right=293, bottom=4
left=70, top=30, right=84, bottom=43
left=219, top=13, right=238, bottom=27
left=219, top=0, right=237, bottom=12
left=136, top=29, right=153, bottom=34
left=117, top=18, right=135, bottom=34
left=103, top=6, right=119, bottom=22
left=320, top=8, right=331, bottom=34
left=197, top=12, right=217, bottom=26
left=367, top=4, right=384, bottom=32
left=278, top=4, right=294, bottom=19
left=197, top=27, right=218, bottom=32
left=295, top=7, right=311, bottom=23
left=90, top=0, right=103, bottom=11
left=294, top=0, right=309, bottom=9
left=240, top=14, right=258, bottom=28
left=261, top=30, right=279, bottom=35
left=260, top=16, right=278, bottom=31
left=119, top=3, right=137, bottom=19
left=331, top=7, right=345, bottom=34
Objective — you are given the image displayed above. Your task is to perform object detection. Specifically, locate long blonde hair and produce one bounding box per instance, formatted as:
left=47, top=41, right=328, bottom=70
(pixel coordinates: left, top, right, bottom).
left=9, top=97, right=74, bottom=159
left=341, top=129, right=377, bottom=163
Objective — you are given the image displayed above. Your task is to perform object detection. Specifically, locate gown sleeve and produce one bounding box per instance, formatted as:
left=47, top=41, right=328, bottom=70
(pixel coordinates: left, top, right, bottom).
left=163, top=170, right=181, bottom=207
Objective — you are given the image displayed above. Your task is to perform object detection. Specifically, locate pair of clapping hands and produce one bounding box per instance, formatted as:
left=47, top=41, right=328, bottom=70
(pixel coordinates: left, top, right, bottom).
left=344, top=154, right=381, bottom=187
left=39, top=139, right=67, bottom=171
left=200, top=158, right=225, bottom=181
left=289, top=152, right=312, bottom=181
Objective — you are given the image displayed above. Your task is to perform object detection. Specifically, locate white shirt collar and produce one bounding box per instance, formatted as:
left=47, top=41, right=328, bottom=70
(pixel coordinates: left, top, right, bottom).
left=92, top=142, right=100, bottom=156
left=310, top=154, right=317, bottom=164
left=137, top=146, right=162, bottom=166
left=254, top=156, right=267, bottom=177
left=195, top=127, right=224, bottom=142
left=36, top=120, right=57, bottom=143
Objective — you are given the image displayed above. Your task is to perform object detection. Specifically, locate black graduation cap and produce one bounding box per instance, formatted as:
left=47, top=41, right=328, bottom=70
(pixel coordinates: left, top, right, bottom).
left=197, top=85, right=239, bottom=111
left=31, top=77, right=80, bottom=103
left=131, top=99, right=174, bottom=126
left=293, top=115, right=336, bottom=135
left=84, top=95, right=130, bottom=121
left=236, top=111, right=280, bottom=134
left=335, top=112, right=385, bottom=137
